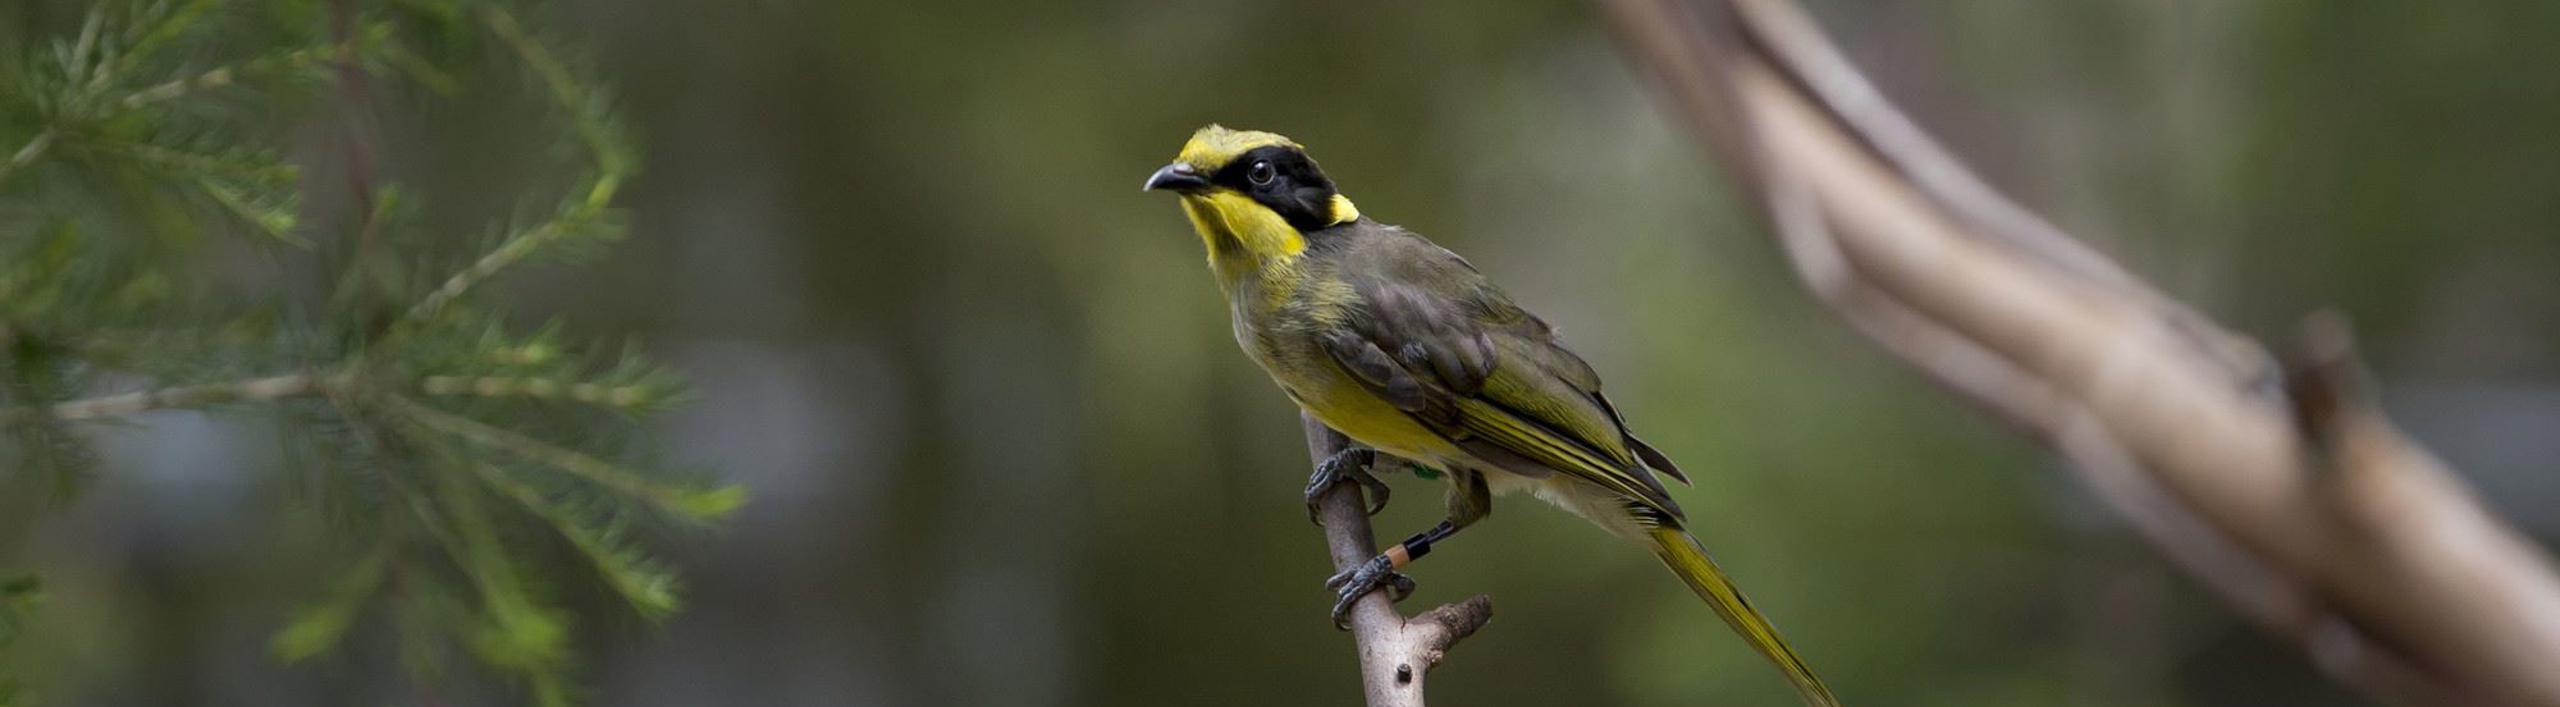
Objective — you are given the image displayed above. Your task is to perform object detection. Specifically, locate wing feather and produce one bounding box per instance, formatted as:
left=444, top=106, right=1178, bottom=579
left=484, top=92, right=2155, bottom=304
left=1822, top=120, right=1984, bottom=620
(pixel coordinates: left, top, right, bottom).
left=1316, top=226, right=1684, bottom=519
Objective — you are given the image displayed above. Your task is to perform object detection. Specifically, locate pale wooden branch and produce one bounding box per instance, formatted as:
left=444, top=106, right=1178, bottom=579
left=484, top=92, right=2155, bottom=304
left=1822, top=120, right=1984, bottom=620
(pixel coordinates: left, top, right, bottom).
left=1302, top=413, right=1493, bottom=707
left=1599, top=0, right=2560, bottom=704
left=0, top=372, right=653, bottom=428
left=0, top=373, right=335, bottom=425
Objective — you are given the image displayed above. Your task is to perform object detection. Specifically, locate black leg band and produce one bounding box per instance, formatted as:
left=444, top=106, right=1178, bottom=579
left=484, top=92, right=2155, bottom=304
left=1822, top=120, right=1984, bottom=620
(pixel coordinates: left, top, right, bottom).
left=1388, top=521, right=1457, bottom=568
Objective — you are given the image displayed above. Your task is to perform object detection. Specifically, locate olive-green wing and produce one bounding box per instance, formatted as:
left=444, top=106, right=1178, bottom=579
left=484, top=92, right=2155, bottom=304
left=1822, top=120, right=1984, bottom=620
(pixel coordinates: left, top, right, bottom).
left=1318, top=231, right=1684, bottom=520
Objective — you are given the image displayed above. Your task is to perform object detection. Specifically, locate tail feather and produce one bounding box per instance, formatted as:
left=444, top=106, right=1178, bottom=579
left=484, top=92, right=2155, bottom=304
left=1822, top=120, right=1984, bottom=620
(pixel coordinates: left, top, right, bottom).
left=1647, top=528, right=1840, bottom=707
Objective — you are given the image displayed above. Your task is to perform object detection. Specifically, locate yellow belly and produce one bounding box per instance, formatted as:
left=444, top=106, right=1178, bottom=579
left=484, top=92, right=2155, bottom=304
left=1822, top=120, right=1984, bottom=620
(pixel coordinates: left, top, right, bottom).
left=1284, top=364, right=1467, bottom=468
left=1294, top=373, right=1649, bottom=536
left=1262, top=346, right=1659, bottom=537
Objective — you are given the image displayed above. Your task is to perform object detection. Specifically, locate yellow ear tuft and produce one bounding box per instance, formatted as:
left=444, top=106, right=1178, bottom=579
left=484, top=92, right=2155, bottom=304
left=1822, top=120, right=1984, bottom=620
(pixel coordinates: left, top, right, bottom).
left=1328, top=194, right=1360, bottom=225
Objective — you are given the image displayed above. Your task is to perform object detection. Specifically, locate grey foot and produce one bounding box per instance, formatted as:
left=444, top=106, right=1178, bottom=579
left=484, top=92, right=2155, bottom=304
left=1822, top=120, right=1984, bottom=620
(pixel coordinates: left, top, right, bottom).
left=1324, top=554, right=1416, bottom=630
left=1304, top=447, right=1389, bottom=524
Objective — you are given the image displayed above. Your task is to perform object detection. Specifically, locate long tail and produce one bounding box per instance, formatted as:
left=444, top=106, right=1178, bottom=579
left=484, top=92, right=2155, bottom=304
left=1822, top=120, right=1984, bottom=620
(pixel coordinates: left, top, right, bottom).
left=1647, top=527, right=1841, bottom=707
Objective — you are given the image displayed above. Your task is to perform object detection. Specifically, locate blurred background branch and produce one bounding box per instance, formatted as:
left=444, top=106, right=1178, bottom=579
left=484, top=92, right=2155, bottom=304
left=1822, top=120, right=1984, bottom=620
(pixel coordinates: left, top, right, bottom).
left=1599, top=0, right=2560, bottom=704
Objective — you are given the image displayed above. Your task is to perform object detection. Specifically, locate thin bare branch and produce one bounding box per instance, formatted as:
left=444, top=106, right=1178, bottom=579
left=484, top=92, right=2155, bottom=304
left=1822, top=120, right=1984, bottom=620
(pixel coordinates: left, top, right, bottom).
left=1303, top=414, right=1493, bottom=707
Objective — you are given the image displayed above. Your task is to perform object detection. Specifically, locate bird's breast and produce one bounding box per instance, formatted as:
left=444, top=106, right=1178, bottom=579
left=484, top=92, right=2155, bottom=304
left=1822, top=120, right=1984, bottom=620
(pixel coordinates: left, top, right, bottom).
left=1229, top=309, right=1462, bottom=468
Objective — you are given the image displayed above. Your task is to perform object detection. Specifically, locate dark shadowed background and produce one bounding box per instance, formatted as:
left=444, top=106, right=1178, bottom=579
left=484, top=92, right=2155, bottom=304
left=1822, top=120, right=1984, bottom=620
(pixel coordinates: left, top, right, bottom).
left=10, top=1, right=2560, bottom=705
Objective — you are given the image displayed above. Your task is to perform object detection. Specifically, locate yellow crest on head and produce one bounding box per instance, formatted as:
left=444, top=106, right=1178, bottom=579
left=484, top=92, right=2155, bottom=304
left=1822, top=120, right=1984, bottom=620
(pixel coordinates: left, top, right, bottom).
left=1176, top=125, right=1301, bottom=171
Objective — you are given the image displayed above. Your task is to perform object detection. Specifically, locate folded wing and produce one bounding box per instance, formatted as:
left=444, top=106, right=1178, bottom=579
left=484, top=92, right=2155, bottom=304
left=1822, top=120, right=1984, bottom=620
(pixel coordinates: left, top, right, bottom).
left=1316, top=229, right=1686, bottom=521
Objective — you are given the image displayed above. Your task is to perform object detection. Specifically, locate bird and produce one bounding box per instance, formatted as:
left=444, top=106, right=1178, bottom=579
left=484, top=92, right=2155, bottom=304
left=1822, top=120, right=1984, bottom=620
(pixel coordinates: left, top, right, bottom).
left=1143, top=125, right=1840, bottom=706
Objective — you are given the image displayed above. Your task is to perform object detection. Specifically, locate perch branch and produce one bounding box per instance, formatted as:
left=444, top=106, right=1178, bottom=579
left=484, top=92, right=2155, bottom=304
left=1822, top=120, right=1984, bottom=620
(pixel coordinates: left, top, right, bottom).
left=1302, top=414, right=1493, bottom=707
left=1599, top=0, right=2560, bottom=704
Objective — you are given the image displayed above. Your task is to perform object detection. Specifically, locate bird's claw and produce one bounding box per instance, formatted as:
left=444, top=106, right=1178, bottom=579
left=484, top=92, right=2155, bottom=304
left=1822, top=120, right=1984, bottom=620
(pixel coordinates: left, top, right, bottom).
left=1324, top=554, right=1416, bottom=630
left=1304, top=447, right=1390, bottom=525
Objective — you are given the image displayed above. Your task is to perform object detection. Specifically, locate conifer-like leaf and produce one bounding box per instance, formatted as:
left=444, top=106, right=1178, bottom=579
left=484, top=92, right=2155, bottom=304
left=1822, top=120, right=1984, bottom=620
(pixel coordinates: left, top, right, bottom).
left=417, top=468, right=575, bottom=696
left=0, top=573, right=38, bottom=646
left=271, top=550, right=390, bottom=663
left=3, top=335, right=98, bottom=498
left=0, top=572, right=34, bottom=707
left=1, top=5, right=722, bottom=703
left=477, top=464, right=684, bottom=620
left=386, top=394, right=742, bottom=522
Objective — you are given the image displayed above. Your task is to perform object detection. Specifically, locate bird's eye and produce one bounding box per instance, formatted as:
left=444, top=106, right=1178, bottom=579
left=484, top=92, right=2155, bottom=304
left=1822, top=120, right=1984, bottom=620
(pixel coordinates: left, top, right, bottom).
left=1247, top=160, right=1276, bottom=186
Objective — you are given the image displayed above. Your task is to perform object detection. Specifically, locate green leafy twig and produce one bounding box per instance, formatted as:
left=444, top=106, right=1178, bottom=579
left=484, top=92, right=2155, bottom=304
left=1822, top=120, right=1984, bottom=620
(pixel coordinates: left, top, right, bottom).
left=401, top=8, right=631, bottom=326
left=58, top=6, right=108, bottom=93
left=0, top=129, right=58, bottom=187
left=0, top=573, right=38, bottom=705
left=1, top=4, right=711, bottom=701
left=107, top=0, right=219, bottom=85
left=380, top=394, right=741, bottom=521
left=119, top=38, right=349, bottom=108
left=471, top=463, right=682, bottom=619
left=413, top=467, right=574, bottom=707
left=403, top=212, right=605, bottom=323
left=417, top=375, right=669, bottom=410
left=479, top=6, right=629, bottom=204
left=270, top=546, right=391, bottom=662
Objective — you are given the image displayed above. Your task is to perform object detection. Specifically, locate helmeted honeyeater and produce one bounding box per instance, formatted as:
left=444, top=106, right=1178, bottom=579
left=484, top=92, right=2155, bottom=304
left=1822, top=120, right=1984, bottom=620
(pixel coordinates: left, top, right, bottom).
left=1144, top=125, right=1840, bottom=706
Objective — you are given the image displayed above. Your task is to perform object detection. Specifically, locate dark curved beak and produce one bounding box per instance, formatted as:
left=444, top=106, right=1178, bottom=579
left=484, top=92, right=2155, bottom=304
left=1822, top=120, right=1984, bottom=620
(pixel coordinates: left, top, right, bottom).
left=1142, top=163, right=1210, bottom=193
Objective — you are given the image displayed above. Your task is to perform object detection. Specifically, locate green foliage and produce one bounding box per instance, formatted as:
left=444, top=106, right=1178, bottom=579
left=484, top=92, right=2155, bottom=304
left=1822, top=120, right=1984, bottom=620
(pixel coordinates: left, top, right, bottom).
left=0, top=1, right=732, bottom=703
left=0, top=573, right=35, bottom=707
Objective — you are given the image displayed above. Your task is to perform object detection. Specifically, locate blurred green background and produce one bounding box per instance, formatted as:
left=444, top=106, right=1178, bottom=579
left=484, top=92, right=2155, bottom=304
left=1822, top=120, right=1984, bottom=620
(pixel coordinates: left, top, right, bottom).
left=10, top=0, right=2560, bottom=705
